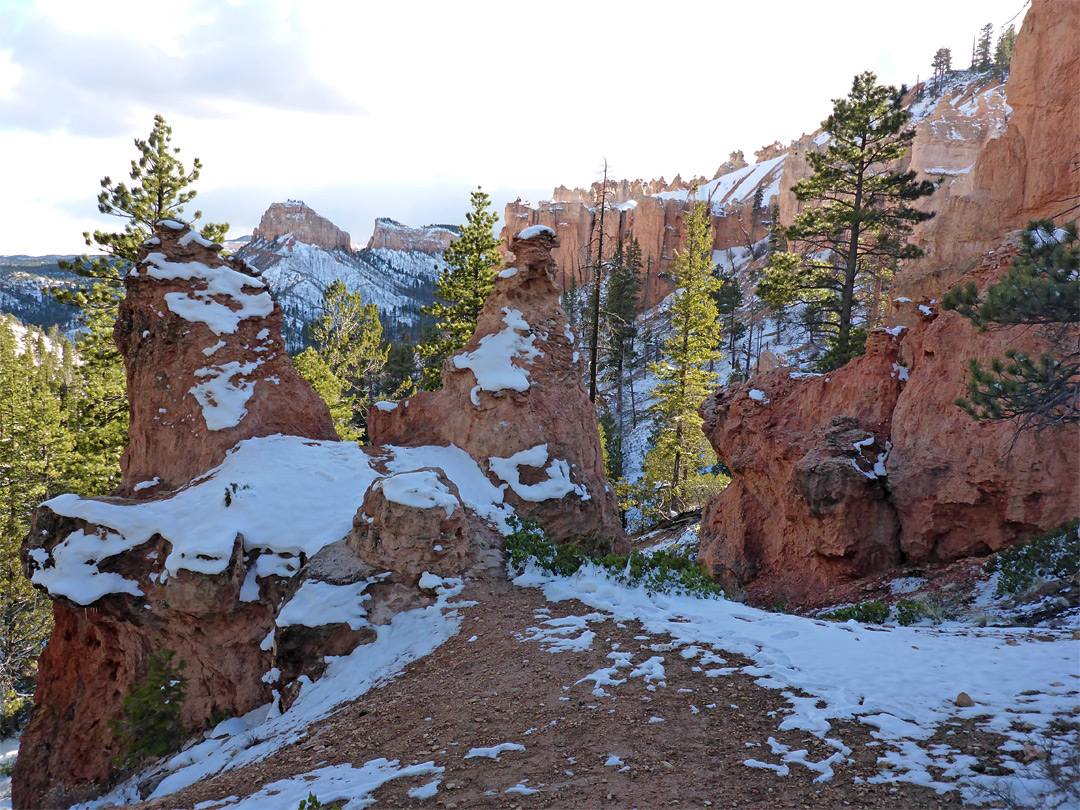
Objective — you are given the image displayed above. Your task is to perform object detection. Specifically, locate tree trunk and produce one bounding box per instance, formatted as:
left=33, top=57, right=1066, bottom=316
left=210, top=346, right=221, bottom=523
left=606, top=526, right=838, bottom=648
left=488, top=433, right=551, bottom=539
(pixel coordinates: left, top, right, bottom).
left=588, top=161, right=608, bottom=403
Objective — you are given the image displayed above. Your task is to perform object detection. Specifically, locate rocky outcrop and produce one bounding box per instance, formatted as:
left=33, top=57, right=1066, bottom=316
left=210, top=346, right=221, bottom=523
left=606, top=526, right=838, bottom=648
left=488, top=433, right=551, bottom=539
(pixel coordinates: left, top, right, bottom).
left=365, top=218, right=458, bottom=254
left=251, top=200, right=351, bottom=251
left=114, top=221, right=337, bottom=494
left=697, top=0, right=1079, bottom=603
left=699, top=331, right=905, bottom=600
left=349, top=468, right=474, bottom=584
left=17, top=223, right=625, bottom=808
left=15, top=506, right=287, bottom=809
left=369, top=228, right=626, bottom=546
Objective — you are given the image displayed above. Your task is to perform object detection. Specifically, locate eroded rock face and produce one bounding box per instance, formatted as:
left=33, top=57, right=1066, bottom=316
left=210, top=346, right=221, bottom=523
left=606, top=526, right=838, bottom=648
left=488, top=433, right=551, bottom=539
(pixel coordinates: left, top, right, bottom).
left=15, top=508, right=283, bottom=809
left=369, top=229, right=626, bottom=547
left=365, top=218, right=457, bottom=254
left=699, top=331, right=905, bottom=601
left=697, top=0, right=1079, bottom=603
left=115, top=221, right=337, bottom=494
left=893, top=0, right=1080, bottom=300
left=251, top=200, right=351, bottom=251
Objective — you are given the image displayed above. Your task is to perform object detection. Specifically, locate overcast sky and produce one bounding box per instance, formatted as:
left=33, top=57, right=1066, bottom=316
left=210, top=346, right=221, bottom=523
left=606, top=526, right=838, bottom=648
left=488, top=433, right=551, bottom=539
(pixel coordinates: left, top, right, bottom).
left=0, top=0, right=1030, bottom=255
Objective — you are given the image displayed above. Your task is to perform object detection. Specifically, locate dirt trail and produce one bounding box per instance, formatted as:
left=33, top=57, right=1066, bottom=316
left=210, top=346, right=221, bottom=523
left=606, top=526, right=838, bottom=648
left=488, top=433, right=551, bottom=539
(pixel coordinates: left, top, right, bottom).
left=129, top=576, right=984, bottom=810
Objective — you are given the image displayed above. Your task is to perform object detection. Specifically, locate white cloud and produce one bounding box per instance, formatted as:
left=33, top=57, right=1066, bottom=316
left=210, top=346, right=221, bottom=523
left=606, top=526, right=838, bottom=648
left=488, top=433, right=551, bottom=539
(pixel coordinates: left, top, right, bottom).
left=0, top=0, right=1029, bottom=254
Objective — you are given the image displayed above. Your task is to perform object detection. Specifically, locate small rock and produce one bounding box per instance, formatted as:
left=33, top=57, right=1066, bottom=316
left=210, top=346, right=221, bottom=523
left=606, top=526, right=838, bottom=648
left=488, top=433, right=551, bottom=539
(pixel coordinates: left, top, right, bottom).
left=660, top=760, right=674, bottom=770
left=954, top=692, right=975, bottom=708
left=1022, top=744, right=1049, bottom=763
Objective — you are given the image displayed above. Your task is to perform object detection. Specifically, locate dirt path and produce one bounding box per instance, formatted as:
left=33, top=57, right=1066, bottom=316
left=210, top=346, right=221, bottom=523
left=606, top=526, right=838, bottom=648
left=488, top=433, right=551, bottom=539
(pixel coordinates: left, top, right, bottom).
left=141, top=578, right=974, bottom=810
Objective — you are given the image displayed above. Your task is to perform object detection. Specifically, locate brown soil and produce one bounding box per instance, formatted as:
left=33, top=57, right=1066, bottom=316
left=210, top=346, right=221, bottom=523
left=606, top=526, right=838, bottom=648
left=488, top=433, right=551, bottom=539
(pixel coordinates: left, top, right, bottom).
left=123, top=577, right=981, bottom=810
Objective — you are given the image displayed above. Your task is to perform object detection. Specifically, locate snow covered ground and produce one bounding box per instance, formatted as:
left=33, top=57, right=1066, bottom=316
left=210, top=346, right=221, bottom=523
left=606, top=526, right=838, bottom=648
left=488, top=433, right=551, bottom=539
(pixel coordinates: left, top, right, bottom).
left=514, top=563, right=1080, bottom=808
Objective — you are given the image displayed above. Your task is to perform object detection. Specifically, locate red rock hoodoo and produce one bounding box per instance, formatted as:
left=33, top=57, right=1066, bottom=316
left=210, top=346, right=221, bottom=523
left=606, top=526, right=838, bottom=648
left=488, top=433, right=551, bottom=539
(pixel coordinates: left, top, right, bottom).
left=370, top=227, right=626, bottom=546
left=115, top=221, right=337, bottom=494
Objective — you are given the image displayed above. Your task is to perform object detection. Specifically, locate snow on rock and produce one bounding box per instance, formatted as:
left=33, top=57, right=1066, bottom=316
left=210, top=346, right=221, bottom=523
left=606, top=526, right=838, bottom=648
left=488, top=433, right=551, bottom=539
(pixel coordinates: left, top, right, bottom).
left=115, top=220, right=337, bottom=494
left=517, top=225, right=555, bottom=240
left=453, top=307, right=541, bottom=399
left=28, top=530, right=142, bottom=605
left=367, top=226, right=625, bottom=546
left=489, top=444, right=589, bottom=503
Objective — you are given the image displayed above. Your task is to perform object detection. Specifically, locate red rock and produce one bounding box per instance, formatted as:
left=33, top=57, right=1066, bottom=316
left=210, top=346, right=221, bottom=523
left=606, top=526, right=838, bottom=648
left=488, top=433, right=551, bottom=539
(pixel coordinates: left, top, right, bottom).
left=697, top=0, right=1080, bottom=601
left=365, top=218, right=457, bottom=254
left=251, top=199, right=351, bottom=251
left=114, top=221, right=337, bottom=494
left=349, top=468, right=474, bottom=584
left=698, top=331, right=905, bottom=601
left=369, top=228, right=626, bottom=547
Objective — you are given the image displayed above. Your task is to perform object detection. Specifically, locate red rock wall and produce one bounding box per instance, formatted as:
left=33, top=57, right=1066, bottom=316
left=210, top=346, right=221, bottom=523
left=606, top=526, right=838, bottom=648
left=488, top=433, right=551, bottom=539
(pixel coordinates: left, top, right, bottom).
left=698, top=0, right=1080, bottom=602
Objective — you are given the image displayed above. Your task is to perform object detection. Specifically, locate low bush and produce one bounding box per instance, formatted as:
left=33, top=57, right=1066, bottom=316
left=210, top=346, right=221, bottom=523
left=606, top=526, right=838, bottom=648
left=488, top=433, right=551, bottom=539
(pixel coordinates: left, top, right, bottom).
left=820, top=601, right=891, bottom=624
left=504, top=516, right=724, bottom=599
left=985, top=519, right=1079, bottom=596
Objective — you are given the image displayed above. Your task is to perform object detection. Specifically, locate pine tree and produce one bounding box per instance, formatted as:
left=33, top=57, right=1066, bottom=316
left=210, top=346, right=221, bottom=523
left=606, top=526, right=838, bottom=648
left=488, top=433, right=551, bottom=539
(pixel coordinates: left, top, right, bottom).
left=975, top=23, right=994, bottom=71
left=642, top=189, right=725, bottom=518
left=419, top=187, right=502, bottom=390
left=942, top=220, right=1079, bottom=432
left=109, top=649, right=188, bottom=766
left=298, top=279, right=387, bottom=442
left=602, top=238, right=643, bottom=436
left=761, top=71, right=935, bottom=370
left=54, top=115, right=228, bottom=492
left=931, top=47, right=952, bottom=92
left=378, top=338, right=420, bottom=400
left=993, top=25, right=1017, bottom=77
left=0, top=318, right=77, bottom=730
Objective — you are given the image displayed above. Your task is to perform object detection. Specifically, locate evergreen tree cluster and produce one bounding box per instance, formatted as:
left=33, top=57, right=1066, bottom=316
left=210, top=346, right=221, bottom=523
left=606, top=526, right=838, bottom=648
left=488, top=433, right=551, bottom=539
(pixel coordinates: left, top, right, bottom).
left=0, top=316, right=112, bottom=731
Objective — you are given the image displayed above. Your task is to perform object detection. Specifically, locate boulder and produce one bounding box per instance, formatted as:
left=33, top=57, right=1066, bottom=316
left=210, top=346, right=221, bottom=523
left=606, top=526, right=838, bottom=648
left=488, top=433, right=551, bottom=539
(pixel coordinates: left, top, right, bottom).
left=699, top=330, right=905, bottom=600
left=349, top=468, right=474, bottom=584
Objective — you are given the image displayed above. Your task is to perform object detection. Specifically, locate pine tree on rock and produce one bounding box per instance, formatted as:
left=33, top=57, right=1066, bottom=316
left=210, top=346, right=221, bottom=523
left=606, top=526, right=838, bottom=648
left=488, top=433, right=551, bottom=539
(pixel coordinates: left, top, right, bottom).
left=761, top=71, right=935, bottom=370
left=54, top=115, right=228, bottom=492
left=943, top=220, right=1079, bottom=432
left=931, top=47, right=952, bottom=92
left=419, top=187, right=502, bottom=390
left=642, top=189, right=725, bottom=518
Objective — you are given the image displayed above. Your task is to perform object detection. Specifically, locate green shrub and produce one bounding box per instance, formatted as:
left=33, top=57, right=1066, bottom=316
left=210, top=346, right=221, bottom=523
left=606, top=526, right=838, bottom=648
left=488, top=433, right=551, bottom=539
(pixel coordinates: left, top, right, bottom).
left=984, top=519, right=1080, bottom=595
left=298, top=793, right=342, bottom=810
left=820, top=601, right=891, bottom=624
left=109, top=649, right=188, bottom=768
left=894, top=598, right=927, bottom=626
left=504, top=516, right=724, bottom=599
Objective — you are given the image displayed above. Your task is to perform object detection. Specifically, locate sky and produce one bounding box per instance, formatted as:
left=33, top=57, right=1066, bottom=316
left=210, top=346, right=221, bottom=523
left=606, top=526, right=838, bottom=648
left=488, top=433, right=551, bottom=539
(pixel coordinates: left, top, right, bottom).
left=0, top=0, right=1030, bottom=255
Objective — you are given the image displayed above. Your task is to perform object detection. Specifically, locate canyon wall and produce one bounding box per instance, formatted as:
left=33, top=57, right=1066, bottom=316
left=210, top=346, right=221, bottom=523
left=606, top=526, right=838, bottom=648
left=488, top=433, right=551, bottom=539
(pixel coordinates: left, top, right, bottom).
left=251, top=200, right=352, bottom=252
left=698, top=0, right=1080, bottom=603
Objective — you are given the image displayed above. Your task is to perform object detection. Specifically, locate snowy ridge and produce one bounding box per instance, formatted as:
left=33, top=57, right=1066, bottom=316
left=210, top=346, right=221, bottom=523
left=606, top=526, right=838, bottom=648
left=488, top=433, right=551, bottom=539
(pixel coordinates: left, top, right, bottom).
left=654, top=154, right=786, bottom=214
left=237, top=236, right=446, bottom=345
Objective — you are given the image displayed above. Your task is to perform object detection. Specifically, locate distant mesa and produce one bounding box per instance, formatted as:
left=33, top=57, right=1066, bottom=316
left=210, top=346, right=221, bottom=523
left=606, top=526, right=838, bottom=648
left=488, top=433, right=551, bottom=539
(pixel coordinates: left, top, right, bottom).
left=251, top=199, right=352, bottom=252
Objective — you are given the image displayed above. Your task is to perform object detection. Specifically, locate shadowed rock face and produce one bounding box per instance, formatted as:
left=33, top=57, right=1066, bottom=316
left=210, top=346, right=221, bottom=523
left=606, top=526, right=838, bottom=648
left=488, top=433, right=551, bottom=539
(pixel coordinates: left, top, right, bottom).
left=114, top=221, right=337, bottom=495
left=369, top=228, right=626, bottom=548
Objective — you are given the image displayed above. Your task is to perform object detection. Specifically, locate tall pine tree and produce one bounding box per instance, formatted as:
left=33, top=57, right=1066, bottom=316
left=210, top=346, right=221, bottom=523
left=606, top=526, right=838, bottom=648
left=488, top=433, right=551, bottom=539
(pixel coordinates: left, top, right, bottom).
left=761, top=71, right=935, bottom=369
left=419, top=187, right=502, bottom=390
left=54, top=115, right=228, bottom=492
left=642, top=189, right=725, bottom=518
